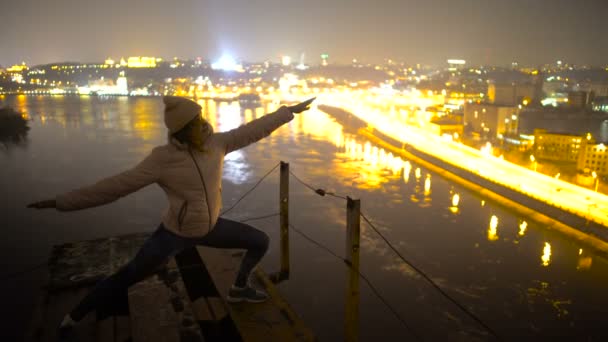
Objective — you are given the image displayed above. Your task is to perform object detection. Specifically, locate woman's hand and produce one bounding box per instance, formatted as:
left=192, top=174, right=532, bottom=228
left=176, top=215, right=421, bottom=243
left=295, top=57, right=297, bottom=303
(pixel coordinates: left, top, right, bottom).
left=287, top=97, right=316, bottom=114
left=26, top=199, right=56, bottom=209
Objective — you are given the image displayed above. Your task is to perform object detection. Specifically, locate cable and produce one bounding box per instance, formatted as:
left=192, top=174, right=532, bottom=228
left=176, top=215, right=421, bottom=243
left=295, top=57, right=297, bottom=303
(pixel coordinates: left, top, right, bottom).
left=289, top=169, right=348, bottom=200
left=238, top=212, right=280, bottom=223
left=0, top=263, right=47, bottom=281
left=287, top=167, right=502, bottom=341
left=220, top=162, right=280, bottom=216
left=289, top=223, right=422, bottom=341
left=360, top=213, right=504, bottom=342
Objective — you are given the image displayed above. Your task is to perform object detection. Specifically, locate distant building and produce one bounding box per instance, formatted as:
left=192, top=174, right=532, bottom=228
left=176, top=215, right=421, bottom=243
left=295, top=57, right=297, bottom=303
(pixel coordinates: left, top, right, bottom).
left=463, top=102, right=519, bottom=139
left=487, top=82, right=535, bottom=106
left=533, top=129, right=582, bottom=163
left=127, top=57, right=157, bottom=68
left=579, top=83, right=608, bottom=98
left=6, top=63, right=28, bottom=73
left=77, top=72, right=128, bottom=95
left=518, top=108, right=608, bottom=142
left=568, top=91, right=594, bottom=109
left=447, top=59, right=466, bottom=72
left=592, top=97, right=608, bottom=112
left=577, top=136, right=608, bottom=176
left=428, top=116, right=463, bottom=138
left=321, top=53, right=329, bottom=67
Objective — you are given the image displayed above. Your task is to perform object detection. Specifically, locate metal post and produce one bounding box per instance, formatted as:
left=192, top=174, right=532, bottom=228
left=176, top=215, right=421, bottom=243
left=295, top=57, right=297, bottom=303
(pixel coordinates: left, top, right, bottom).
left=271, top=161, right=290, bottom=283
left=280, top=161, right=290, bottom=280
left=344, top=197, right=360, bottom=342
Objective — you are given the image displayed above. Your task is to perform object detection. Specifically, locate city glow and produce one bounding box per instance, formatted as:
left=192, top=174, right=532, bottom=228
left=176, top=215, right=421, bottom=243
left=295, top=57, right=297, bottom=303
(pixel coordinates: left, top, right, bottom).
left=211, top=55, right=244, bottom=72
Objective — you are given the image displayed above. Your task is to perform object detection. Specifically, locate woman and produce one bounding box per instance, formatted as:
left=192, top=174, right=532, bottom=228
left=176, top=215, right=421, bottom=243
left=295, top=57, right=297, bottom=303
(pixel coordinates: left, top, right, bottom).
left=27, top=95, right=315, bottom=334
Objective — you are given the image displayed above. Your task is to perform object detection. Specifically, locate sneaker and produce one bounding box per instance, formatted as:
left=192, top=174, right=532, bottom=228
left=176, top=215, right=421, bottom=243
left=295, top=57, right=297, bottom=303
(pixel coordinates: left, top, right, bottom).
left=57, top=314, right=76, bottom=340
left=226, top=285, right=269, bottom=303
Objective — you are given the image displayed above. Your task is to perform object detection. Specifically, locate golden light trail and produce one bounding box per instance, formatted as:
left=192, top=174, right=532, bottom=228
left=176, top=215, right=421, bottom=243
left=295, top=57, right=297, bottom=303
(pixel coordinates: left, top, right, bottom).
left=541, top=242, right=552, bottom=266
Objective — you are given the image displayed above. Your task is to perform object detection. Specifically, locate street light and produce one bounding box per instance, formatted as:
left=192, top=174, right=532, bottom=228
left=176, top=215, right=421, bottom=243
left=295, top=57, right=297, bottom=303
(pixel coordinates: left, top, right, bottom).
left=592, top=171, right=599, bottom=192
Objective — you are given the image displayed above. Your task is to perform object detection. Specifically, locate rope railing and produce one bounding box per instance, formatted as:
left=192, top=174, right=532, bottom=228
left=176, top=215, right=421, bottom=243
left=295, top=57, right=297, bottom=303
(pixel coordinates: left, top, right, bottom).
left=283, top=165, right=504, bottom=342
left=288, top=222, right=422, bottom=341
left=216, top=161, right=502, bottom=341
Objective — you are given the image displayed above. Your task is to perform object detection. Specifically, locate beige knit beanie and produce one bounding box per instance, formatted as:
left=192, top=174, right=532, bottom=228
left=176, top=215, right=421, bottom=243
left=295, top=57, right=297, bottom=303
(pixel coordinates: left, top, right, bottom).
left=163, top=96, right=202, bottom=134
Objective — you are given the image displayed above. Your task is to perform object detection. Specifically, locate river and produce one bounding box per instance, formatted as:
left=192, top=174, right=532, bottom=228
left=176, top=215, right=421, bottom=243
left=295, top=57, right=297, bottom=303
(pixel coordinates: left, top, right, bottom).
left=1, top=95, right=607, bottom=341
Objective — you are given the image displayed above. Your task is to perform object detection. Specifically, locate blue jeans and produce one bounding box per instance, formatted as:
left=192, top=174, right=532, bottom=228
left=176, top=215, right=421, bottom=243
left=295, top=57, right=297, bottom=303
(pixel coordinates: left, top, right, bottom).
left=70, top=217, right=269, bottom=321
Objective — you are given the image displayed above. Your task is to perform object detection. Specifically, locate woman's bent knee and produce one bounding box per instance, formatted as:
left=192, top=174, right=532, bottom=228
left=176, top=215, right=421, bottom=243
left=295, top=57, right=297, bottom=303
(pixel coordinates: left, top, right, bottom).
left=254, top=230, right=270, bottom=253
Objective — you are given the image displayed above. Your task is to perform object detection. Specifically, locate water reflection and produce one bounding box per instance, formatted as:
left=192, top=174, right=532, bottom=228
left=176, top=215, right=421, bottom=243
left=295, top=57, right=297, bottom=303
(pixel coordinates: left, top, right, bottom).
left=488, top=215, right=499, bottom=241
left=403, top=161, right=412, bottom=183
left=424, top=174, right=431, bottom=196
left=449, top=193, right=460, bottom=214
left=339, top=136, right=405, bottom=190
left=541, top=242, right=552, bottom=267
left=576, top=249, right=592, bottom=271
left=518, top=220, right=528, bottom=236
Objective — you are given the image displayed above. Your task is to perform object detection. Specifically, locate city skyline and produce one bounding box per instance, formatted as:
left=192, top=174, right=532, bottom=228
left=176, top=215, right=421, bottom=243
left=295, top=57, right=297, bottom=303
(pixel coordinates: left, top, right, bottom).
left=1, top=0, right=607, bottom=67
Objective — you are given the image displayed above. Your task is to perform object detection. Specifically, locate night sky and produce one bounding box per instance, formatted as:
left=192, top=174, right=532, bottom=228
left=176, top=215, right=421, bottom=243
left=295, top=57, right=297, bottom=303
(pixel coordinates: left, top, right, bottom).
left=1, top=0, right=607, bottom=67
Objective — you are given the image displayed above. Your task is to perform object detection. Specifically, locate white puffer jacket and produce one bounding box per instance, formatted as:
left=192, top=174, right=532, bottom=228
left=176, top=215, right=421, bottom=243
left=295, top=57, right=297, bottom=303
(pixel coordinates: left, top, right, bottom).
left=55, top=106, right=294, bottom=237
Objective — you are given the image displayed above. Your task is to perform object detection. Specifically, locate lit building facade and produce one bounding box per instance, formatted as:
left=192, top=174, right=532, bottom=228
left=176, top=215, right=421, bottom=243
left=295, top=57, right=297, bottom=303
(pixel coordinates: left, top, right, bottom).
left=533, top=129, right=582, bottom=162
left=488, top=82, right=535, bottom=106
left=577, top=136, right=608, bottom=175
left=127, top=57, right=157, bottom=68
left=463, top=102, right=519, bottom=139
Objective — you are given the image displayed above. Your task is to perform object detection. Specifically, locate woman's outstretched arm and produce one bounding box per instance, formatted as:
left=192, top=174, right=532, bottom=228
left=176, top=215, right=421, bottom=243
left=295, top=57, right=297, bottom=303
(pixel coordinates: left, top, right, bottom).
left=27, top=147, right=164, bottom=211
left=217, top=98, right=315, bottom=154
